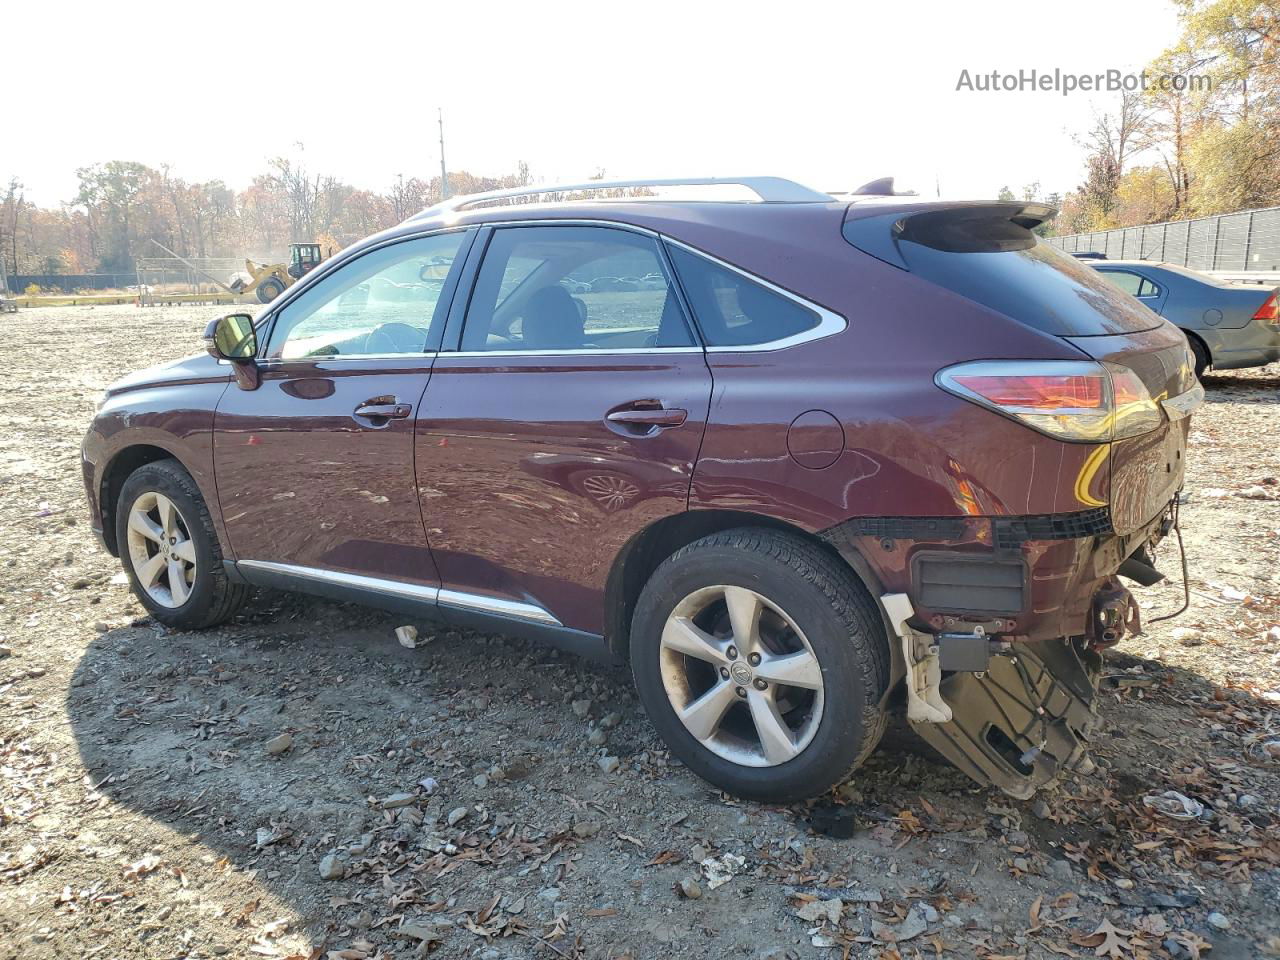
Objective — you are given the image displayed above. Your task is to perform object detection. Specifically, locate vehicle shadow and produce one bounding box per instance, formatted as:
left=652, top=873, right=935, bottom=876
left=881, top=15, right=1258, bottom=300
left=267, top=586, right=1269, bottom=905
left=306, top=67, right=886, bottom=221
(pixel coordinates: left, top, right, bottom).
left=64, top=598, right=1278, bottom=956
left=63, top=593, right=641, bottom=952
left=1201, top=368, right=1280, bottom=398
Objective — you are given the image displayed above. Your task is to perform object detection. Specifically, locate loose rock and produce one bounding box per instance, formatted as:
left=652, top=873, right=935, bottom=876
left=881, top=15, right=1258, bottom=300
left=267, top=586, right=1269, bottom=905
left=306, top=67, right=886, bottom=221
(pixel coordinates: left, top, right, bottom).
left=318, top=853, right=344, bottom=880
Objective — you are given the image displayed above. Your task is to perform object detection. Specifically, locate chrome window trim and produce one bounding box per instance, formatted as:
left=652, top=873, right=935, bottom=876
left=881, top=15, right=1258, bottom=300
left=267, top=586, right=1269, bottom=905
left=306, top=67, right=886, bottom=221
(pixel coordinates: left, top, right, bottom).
left=458, top=217, right=662, bottom=238
left=256, top=352, right=439, bottom=367
left=236, top=560, right=562, bottom=625
left=438, top=218, right=845, bottom=356
left=444, top=346, right=703, bottom=359
left=663, top=237, right=848, bottom=352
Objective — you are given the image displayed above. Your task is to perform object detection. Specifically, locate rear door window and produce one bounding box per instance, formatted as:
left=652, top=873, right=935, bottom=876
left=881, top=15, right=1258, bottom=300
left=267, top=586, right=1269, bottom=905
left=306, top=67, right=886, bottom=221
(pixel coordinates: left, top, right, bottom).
left=461, top=225, right=695, bottom=352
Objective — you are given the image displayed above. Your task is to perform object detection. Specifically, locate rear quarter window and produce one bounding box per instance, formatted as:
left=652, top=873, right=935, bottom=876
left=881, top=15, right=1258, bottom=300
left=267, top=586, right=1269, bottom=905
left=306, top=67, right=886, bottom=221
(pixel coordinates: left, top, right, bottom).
left=667, top=245, right=821, bottom=346
left=1096, top=269, right=1161, bottom=298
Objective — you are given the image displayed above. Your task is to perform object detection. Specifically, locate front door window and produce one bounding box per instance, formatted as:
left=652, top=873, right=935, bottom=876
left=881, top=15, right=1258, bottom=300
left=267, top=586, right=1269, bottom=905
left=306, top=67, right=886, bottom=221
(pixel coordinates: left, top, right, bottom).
left=270, top=233, right=466, bottom=359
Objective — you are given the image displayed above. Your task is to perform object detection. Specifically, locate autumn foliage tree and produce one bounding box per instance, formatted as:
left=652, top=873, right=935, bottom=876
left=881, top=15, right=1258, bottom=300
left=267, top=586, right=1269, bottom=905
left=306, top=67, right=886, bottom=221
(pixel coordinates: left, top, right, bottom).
left=1054, top=0, right=1280, bottom=234
left=0, top=156, right=533, bottom=279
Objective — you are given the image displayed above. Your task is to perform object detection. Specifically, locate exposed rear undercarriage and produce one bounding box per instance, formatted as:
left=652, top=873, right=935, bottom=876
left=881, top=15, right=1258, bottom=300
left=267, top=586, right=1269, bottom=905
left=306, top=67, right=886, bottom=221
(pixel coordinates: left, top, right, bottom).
left=851, top=502, right=1184, bottom=799
left=906, top=635, right=1103, bottom=799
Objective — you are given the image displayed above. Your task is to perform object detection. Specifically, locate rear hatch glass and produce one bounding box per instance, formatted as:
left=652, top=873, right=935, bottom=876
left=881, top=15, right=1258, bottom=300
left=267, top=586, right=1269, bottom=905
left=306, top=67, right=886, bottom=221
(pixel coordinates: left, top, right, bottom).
left=843, top=205, right=1163, bottom=337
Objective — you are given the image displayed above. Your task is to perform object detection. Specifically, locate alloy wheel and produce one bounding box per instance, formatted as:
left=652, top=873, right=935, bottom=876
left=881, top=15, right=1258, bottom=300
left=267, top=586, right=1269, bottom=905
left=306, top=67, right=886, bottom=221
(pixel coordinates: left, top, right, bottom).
left=125, top=491, right=197, bottom=608
left=659, top=585, right=824, bottom=767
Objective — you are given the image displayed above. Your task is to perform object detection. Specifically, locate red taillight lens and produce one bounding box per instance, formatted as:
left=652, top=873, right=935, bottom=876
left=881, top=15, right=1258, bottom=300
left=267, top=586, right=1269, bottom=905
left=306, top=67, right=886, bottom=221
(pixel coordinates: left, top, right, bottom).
left=1253, top=290, right=1279, bottom=325
left=937, top=361, right=1165, bottom=442
left=949, top=374, right=1105, bottom=411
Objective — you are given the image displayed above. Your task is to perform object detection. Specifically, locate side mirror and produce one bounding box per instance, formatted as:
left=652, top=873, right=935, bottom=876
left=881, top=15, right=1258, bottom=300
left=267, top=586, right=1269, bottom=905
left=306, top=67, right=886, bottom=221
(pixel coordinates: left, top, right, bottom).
left=204, top=313, right=258, bottom=360
left=204, top=313, right=260, bottom=390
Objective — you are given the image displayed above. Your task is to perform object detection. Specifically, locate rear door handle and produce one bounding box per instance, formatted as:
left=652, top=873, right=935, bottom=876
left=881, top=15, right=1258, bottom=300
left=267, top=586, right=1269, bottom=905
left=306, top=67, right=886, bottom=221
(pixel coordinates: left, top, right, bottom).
left=354, top=397, right=412, bottom=420
left=605, top=402, right=688, bottom=434
left=607, top=408, right=688, bottom=427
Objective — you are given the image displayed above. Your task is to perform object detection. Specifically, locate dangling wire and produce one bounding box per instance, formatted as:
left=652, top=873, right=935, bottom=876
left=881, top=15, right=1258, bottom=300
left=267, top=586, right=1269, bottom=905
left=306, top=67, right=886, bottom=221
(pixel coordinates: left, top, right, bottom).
left=1148, top=516, right=1190, bottom=624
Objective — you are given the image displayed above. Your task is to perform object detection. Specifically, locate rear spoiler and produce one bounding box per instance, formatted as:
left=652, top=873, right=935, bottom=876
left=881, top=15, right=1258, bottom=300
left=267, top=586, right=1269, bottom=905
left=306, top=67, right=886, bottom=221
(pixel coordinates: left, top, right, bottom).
left=842, top=201, right=1058, bottom=271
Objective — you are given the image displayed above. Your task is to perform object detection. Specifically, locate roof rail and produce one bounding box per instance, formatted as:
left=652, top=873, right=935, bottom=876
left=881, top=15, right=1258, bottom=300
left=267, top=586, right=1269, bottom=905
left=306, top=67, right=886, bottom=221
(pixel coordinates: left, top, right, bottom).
left=407, top=176, right=833, bottom=221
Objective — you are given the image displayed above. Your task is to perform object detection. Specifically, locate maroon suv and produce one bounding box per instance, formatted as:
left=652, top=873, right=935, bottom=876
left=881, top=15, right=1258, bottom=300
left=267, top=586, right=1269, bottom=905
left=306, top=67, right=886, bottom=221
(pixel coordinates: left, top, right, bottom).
left=83, top=176, right=1202, bottom=802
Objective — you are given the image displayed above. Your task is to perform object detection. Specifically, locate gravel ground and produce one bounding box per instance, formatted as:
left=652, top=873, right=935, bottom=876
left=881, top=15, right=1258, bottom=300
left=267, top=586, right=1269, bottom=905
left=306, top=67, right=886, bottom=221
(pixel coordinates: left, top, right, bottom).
left=1, top=303, right=1278, bottom=960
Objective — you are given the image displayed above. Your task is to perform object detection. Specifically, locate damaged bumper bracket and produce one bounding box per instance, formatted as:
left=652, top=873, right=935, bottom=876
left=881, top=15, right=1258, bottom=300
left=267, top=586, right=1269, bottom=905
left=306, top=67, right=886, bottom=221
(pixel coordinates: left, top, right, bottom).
left=881, top=593, right=1103, bottom=799
left=882, top=593, right=953, bottom=724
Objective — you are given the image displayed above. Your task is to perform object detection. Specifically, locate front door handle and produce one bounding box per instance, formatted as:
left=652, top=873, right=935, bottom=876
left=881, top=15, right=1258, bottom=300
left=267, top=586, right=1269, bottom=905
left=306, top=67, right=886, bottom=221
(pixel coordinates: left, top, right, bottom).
left=354, top=397, right=412, bottom=421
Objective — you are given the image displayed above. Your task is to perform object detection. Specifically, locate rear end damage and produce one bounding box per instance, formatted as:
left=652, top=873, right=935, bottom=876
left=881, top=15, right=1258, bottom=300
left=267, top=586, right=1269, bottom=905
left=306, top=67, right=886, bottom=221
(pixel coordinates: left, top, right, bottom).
left=830, top=199, right=1204, bottom=798
left=824, top=497, right=1184, bottom=798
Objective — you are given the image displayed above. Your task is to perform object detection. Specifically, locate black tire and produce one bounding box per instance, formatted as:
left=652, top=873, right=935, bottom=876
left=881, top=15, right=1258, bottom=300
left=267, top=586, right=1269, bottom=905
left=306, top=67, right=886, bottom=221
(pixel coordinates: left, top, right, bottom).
left=115, top=459, right=251, bottom=630
left=1187, top=332, right=1210, bottom=379
left=630, top=528, right=889, bottom=803
left=257, top=278, right=284, bottom=304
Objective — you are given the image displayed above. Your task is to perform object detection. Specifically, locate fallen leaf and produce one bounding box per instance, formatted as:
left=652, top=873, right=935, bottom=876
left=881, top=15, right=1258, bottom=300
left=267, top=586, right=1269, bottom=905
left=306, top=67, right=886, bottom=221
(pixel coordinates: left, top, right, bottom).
left=1073, top=918, right=1132, bottom=959
left=123, top=854, right=161, bottom=879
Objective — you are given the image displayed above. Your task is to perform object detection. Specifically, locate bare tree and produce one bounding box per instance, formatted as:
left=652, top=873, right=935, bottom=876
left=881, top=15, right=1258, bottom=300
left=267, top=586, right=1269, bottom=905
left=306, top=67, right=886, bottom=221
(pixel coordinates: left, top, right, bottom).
left=1083, top=90, right=1153, bottom=178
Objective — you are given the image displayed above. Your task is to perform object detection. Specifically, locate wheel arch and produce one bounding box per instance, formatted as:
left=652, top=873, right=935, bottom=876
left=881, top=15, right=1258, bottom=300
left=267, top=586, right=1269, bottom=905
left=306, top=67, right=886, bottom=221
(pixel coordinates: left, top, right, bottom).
left=1181, top=327, right=1212, bottom=372
left=99, top=444, right=183, bottom=556
left=604, top=509, right=895, bottom=668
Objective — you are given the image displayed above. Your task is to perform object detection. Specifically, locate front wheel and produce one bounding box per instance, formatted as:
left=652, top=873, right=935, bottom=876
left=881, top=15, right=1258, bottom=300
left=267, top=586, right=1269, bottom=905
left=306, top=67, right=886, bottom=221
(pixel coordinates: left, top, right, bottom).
left=630, top=529, right=889, bottom=803
left=115, top=459, right=250, bottom=630
left=257, top=278, right=285, bottom=303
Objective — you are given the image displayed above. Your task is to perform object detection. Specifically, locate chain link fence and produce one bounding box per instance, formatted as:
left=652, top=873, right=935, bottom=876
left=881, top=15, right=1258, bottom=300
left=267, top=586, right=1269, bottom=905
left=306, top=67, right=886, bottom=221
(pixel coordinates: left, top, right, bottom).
left=1048, top=205, right=1280, bottom=273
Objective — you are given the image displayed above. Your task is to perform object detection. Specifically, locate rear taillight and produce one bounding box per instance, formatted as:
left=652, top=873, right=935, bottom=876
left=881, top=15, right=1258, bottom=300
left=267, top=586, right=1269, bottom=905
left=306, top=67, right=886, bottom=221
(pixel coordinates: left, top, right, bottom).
left=1253, top=290, right=1280, bottom=326
left=937, top=360, right=1164, bottom=442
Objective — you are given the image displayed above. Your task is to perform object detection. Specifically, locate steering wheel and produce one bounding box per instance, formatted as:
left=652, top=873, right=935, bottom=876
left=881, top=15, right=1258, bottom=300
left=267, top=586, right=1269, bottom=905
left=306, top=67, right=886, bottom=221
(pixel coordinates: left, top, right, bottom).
left=363, top=322, right=424, bottom=354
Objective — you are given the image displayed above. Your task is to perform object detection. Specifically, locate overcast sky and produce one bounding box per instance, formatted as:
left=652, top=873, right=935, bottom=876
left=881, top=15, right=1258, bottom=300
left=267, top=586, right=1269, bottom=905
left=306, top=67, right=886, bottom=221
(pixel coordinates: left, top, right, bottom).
left=11, top=0, right=1183, bottom=206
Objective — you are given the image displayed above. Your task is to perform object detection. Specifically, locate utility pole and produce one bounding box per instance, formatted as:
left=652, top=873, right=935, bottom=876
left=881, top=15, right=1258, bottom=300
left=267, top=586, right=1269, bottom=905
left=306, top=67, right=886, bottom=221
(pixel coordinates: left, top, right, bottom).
left=438, top=108, right=449, bottom=201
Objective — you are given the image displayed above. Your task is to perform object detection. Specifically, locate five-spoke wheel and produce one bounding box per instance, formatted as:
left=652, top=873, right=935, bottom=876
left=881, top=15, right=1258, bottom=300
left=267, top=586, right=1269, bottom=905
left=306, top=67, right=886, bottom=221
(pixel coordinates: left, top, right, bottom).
left=126, top=491, right=198, bottom=607
left=631, top=528, right=889, bottom=803
left=660, top=585, right=824, bottom=767
left=115, top=458, right=250, bottom=629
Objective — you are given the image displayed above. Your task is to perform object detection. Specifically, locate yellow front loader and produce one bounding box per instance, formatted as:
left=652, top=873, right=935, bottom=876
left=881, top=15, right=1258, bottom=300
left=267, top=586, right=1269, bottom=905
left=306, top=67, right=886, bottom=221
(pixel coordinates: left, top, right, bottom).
left=229, top=243, right=326, bottom=303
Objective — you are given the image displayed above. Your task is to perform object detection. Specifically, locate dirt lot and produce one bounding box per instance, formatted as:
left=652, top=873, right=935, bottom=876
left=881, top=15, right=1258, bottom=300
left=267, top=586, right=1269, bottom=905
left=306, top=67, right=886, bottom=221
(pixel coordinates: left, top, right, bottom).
left=2, top=303, right=1279, bottom=960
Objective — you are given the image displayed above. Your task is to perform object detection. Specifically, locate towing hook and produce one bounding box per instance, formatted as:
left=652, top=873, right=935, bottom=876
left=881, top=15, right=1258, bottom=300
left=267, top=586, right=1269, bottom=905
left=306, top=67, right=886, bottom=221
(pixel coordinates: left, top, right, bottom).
left=1090, top=577, right=1141, bottom=649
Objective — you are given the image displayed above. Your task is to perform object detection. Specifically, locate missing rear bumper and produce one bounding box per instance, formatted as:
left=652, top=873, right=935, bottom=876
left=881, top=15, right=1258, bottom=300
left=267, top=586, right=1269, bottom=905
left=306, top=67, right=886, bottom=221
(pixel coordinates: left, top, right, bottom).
left=911, top=638, right=1102, bottom=799
left=881, top=591, right=1103, bottom=798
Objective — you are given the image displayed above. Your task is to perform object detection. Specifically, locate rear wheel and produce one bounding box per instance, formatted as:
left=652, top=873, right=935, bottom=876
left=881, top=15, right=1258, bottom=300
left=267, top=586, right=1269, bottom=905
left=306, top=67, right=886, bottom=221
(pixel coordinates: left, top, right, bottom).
left=1186, top=332, right=1210, bottom=379
left=257, top=277, right=285, bottom=303
left=630, top=528, right=888, bottom=802
left=116, top=459, right=250, bottom=630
